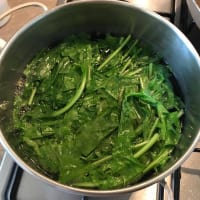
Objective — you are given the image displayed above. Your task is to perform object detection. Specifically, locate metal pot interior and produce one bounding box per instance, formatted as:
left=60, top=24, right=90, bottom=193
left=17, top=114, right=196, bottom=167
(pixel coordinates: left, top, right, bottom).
left=0, top=0, right=200, bottom=196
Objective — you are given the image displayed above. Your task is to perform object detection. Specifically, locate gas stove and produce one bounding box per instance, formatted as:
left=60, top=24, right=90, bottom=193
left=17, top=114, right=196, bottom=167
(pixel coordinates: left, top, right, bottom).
left=0, top=0, right=200, bottom=200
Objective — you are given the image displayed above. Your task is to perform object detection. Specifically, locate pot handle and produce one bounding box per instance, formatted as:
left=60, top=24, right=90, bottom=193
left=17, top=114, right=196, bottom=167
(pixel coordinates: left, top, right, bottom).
left=0, top=2, right=48, bottom=52
left=0, top=2, right=48, bottom=22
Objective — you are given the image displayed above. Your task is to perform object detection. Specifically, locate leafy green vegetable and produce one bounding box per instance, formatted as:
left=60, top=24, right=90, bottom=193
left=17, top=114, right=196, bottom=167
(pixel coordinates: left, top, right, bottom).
left=13, top=34, right=184, bottom=190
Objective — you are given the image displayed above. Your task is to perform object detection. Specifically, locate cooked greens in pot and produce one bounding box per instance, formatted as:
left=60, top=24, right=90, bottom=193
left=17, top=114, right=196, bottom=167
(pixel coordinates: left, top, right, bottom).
left=13, top=34, right=184, bottom=189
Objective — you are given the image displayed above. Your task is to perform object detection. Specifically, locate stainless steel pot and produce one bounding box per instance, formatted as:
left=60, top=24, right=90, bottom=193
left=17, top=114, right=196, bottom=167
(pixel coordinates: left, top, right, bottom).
left=0, top=0, right=200, bottom=196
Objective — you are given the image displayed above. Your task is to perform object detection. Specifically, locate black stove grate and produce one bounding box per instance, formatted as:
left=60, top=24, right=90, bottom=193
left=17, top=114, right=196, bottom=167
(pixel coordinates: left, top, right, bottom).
left=180, top=0, right=200, bottom=54
left=156, top=0, right=176, bottom=23
left=171, top=167, right=181, bottom=200
left=3, top=164, right=23, bottom=200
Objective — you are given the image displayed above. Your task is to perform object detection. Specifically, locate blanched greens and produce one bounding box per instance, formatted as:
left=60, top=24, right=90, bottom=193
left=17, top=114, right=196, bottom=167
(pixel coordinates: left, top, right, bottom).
left=13, top=34, right=184, bottom=189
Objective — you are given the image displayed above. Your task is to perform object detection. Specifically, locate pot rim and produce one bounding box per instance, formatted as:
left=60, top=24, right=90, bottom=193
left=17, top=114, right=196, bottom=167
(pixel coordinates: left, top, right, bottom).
left=0, top=0, right=200, bottom=196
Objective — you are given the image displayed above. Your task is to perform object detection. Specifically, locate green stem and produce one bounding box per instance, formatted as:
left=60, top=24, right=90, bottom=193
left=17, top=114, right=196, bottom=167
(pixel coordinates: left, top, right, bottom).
left=91, top=155, right=112, bottom=167
left=148, top=63, right=153, bottom=78
left=148, top=118, right=159, bottom=139
left=23, top=137, right=41, bottom=156
left=97, top=34, right=131, bottom=71
left=132, top=141, right=148, bottom=150
left=122, top=68, right=143, bottom=76
left=120, top=40, right=140, bottom=74
left=133, top=133, right=160, bottom=159
left=157, top=103, right=168, bottom=139
left=51, top=58, right=69, bottom=84
left=122, top=39, right=138, bottom=60
left=50, top=66, right=87, bottom=117
left=87, top=65, right=91, bottom=87
left=28, top=87, right=37, bottom=105
left=140, top=77, right=145, bottom=89
left=143, top=149, right=170, bottom=174
left=120, top=58, right=132, bottom=74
